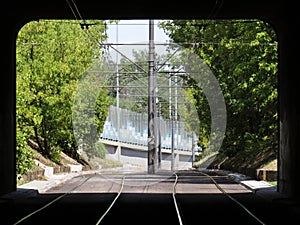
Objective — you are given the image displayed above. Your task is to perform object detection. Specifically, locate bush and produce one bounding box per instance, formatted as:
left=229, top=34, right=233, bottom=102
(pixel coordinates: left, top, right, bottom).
left=94, top=142, right=106, bottom=159
left=16, top=127, right=34, bottom=175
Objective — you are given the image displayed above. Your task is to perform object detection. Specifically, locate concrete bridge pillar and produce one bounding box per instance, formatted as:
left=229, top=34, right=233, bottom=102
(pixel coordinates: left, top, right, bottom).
left=174, top=153, right=180, bottom=171
left=116, top=144, right=121, bottom=161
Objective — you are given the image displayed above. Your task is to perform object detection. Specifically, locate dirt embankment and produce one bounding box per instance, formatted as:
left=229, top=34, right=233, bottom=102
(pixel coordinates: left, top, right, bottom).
left=195, top=147, right=277, bottom=181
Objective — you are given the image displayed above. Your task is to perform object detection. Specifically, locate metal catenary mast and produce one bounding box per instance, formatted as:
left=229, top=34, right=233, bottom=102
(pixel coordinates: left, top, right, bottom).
left=147, top=19, right=158, bottom=174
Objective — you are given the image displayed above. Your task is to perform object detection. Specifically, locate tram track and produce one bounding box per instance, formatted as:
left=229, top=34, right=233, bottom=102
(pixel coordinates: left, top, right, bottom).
left=12, top=173, right=97, bottom=225
left=199, top=170, right=266, bottom=224
left=11, top=169, right=270, bottom=225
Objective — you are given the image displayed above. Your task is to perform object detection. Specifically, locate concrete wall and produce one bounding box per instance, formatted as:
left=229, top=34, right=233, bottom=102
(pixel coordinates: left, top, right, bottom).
left=278, top=15, right=300, bottom=200
left=0, top=19, right=18, bottom=194
left=103, top=142, right=193, bottom=171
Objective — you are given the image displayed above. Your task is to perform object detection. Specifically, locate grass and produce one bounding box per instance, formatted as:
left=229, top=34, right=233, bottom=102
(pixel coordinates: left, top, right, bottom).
left=17, top=179, right=30, bottom=186
left=89, top=157, right=123, bottom=169
left=267, top=181, right=277, bottom=186
left=193, top=151, right=219, bottom=168
left=261, top=159, right=277, bottom=170
left=193, top=147, right=278, bottom=183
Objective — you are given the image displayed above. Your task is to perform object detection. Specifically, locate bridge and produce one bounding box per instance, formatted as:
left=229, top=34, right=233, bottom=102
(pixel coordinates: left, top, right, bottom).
left=98, top=106, right=198, bottom=170
left=2, top=2, right=300, bottom=225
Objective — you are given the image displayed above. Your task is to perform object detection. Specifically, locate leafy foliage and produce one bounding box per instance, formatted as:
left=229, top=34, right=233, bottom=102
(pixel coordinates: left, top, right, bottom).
left=94, top=142, right=107, bottom=159
left=16, top=126, right=34, bottom=175
left=160, top=20, right=278, bottom=159
left=16, top=20, right=109, bottom=173
left=72, top=64, right=113, bottom=160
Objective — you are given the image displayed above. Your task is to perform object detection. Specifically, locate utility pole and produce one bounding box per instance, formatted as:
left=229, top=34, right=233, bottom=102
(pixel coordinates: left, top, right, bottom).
left=148, top=19, right=157, bottom=174
left=171, top=108, right=175, bottom=171
left=116, top=22, right=121, bottom=161
left=157, top=103, right=162, bottom=169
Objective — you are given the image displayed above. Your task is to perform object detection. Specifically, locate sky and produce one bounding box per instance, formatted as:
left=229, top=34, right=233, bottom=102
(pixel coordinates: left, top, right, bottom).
left=106, top=19, right=170, bottom=43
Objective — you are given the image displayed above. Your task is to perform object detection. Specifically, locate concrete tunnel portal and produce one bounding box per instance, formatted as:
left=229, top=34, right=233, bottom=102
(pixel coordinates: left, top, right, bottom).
left=0, top=1, right=299, bottom=203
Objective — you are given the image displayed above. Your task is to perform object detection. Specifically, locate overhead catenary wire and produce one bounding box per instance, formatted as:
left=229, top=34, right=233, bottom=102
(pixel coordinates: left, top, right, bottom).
left=65, top=0, right=79, bottom=21
left=19, top=40, right=278, bottom=47
left=64, top=0, right=152, bottom=99
left=20, top=19, right=278, bottom=47
left=40, top=18, right=270, bottom=26
left=208, top=0, right=224, bottom=19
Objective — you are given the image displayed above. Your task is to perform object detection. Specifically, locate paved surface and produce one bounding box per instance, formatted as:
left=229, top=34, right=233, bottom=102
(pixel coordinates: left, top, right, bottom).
left=17, top=164, right=143, bottom=193
left=16, top=165, right=275, bottom=195
left=1, top=167, right=300, bottom=225
left=44, top=172, right=253, bottom=194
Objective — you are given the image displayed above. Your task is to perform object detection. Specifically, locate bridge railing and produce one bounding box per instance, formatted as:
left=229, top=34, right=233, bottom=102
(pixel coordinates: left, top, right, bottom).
left=100, top=106, right=196, bottom=151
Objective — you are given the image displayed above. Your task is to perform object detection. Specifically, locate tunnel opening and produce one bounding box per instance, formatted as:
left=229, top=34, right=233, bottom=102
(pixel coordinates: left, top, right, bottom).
left=15, top=18, right=278, bottom=193
left=3, top=1, right=299, bottom=224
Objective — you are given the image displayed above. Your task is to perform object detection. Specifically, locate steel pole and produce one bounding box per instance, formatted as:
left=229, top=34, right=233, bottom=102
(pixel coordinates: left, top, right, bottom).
left=148, top=19, right=157, bottom=174
left=116, top=23, right=121, bottom=161
left=171, top=109, right=175, bottom=171
left=158, top=103, right=162, bottom=169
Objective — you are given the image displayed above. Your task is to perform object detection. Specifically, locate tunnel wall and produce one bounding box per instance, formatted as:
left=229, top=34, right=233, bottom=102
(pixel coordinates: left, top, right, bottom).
left=1, top=1, right=299, bottom=201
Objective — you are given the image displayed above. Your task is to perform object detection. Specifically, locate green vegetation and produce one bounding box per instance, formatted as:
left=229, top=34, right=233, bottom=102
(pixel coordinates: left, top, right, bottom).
left=94, top=142, right=107, bottom=159
left=16, top=20, right=110, bottom=174
left=268, top=181, right=277, bottom=186
left=160, top=20, right=278, bottom=168
left=16, top=19, right=278, bottom=177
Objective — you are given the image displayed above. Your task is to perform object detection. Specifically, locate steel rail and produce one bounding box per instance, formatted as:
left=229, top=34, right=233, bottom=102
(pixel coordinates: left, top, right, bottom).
left=95, top=176, right=126, bottom=225
left=198, top=170, right=266, bottom=225
left=172, top=173, right=184, bottom=225
left=13, top=173, right=97, bottom=225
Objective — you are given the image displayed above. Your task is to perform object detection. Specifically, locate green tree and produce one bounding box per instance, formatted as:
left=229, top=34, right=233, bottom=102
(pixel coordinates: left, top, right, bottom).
left=160, top=20, right=278, bottom=160
left=16, top=20, right=109, bottom=173
left=72, top=62, right=113, bottom=160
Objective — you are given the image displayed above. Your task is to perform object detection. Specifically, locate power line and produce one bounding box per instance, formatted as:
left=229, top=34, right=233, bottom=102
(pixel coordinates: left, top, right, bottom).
left=19, top=41, right=278, bottom=47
